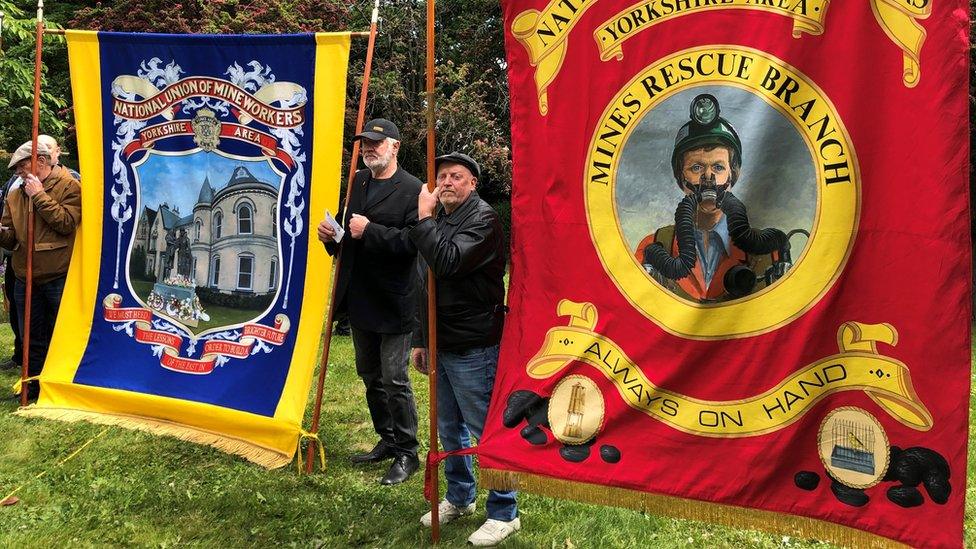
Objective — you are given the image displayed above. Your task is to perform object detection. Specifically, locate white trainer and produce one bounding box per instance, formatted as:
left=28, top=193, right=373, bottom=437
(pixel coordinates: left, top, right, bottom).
left=467, top=517, right=521, bottom=546
left=420, top=499, right=476, bottom=527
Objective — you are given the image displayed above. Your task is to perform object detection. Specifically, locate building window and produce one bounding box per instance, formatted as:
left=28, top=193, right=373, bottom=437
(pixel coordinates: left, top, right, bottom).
left=210, top=255, right=220, bottom=287
left=213, top=212, right=222, bottom=239
left=269, top=260, right=277, bottom=290
left=237, top=204, right=253, bottom=235
left=271, top=206, right=277, bottom=238
left=238, top=254, right=254, bottom=290
left=192, top=257, right=197, bottom=283
left=194, top=220, right=202, bottom=242
left=150, top=229, right=158, bottom=252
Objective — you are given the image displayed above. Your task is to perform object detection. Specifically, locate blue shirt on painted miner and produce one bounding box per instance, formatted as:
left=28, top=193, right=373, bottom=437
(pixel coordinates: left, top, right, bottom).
left=694, top=213, right=731, bottom=289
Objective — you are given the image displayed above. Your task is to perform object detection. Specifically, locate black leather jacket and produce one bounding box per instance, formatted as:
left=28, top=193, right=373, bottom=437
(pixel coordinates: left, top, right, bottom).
left=410, top=191, right=506, bottom=352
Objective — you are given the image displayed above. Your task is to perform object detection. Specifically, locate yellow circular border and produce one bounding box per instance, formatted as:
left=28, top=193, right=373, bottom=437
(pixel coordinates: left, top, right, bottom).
left=585, top=46, right=860, bottom=339
left=548, top=374, right=606, bottom=446
left=817, top=406, right=890, bottom=490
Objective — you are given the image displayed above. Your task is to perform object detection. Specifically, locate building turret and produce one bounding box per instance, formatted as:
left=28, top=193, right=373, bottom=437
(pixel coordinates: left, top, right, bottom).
left=195, top=176, right=214, bottom=207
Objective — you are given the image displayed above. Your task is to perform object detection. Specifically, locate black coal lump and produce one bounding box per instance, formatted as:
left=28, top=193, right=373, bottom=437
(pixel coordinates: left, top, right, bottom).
left=887, top=485, right=924, bottom=508
left=922, top=470, right=952, bottom=505
left=520, top=424, right=547, bottom=446
left=599, top=445, right=620, bottom=464
left=559, top=442, right=592, bottom=463
left=794, top=471, right=820, bottom=491
left=527, top=402, right=550, bottom=429
left=830, top=478, right=869, bottom=507
left=503, top=390, right=544, bottom=428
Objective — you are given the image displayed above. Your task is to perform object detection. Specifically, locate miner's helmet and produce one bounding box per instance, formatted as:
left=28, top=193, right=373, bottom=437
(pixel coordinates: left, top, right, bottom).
left=670, top=93, right=743, bottom=185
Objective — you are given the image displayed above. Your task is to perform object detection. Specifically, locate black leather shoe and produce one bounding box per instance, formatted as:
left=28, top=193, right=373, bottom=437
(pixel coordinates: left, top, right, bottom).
left=0, top=359, right=18, bottom=371
left=380, top=454, right=419, bottom=485
left=350, top=441, right=394, bottom=464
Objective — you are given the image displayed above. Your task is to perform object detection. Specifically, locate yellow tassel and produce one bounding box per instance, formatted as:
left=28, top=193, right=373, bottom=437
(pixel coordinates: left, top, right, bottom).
left=14, top=407, right=291, bottom=469
left=482, top=470, right=908, bottom=548
left=295, top=429, right=327, bottom=473
left=11, top=376, right=39, bottom=396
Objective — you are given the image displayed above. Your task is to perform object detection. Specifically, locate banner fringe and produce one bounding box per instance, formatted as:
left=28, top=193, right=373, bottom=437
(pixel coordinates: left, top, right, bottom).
left=14, top=406, right=291, bottom=469
left=481, top=469, right=907, bottom=548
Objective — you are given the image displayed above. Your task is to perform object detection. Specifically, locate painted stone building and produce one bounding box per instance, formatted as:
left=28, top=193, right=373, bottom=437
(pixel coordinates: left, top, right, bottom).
left=133, top=165, right=280, bottom=296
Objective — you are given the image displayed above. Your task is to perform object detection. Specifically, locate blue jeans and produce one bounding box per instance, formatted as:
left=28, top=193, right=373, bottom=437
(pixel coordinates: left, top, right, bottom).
left=437, top=344, right=517, bottom=521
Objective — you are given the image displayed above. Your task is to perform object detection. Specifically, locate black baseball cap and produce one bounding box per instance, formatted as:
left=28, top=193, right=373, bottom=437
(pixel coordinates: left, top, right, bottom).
left=355, top=118, right=401, bottom=141
left=434, top=152, right=481, bottom=179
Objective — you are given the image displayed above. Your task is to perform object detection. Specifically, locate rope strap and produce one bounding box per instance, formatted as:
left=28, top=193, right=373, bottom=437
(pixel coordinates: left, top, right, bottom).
left=296, top=429, right=327, bottom=473
left=424, top=447, right=478, bottom=502
left=11, top=376, right=39, bottom=396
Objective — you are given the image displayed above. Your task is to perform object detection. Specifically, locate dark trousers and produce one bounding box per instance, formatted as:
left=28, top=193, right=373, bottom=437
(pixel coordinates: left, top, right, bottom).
left=14, top=276, right=66, bottom=396
left=3, top=257, right=21, bottom=364
left=351, top=327, right=419, bottom=457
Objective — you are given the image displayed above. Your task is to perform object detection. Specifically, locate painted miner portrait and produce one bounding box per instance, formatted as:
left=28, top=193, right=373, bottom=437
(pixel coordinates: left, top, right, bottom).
left=620, top=91, right=816, bottom=304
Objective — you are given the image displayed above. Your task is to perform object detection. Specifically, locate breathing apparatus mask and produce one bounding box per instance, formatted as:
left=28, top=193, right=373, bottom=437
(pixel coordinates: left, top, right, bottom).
left=681, top=172, right=730, bottom=210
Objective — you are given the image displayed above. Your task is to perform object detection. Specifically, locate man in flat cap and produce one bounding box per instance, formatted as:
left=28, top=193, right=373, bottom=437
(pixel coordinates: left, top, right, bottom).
left=410, top=152, right=518, bottom=546
left=317, top=118, right=422, bottom=485
left=0, top=135, right=78, bottom=373
left=1, top=139, right=81, bottom=401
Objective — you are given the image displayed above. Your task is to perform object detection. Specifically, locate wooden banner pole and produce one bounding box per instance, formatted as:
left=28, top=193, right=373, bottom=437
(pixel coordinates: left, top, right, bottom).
left=303, top=1, right=382, bottom=474
left=20, top=0, right=44, bottom=407
left=425, top=0, right=441, bottom=542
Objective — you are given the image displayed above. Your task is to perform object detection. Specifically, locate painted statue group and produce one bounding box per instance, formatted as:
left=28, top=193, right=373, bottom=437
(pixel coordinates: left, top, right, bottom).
left=3, top=93, right=755, bottom=546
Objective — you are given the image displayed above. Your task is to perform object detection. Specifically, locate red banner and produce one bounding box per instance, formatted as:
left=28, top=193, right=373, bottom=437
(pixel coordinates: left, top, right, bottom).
left=480, top=1, right=969, bottom=547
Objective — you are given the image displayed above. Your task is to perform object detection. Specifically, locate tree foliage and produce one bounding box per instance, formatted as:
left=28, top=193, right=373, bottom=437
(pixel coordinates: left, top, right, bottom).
left=348, top=0, right=512, bottom=198
left=0, top=1, right=513, bottom=196
left=0, top=0, right=70, bottom=155
left=70, top=0, right=352, bottom=34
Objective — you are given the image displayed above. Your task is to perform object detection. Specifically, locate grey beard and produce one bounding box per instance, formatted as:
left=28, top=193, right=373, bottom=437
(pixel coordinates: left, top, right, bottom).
left=364, top=156, right=390, bottom=173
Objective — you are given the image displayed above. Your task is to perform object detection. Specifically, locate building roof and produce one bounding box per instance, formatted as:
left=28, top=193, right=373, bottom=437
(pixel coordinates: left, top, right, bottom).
left=213, top=165, right=277, bottom=202
left=158, top=205, right=194, bottom=230
left=159, top=206, right=180, bottom=230
left=228, top=166, right=261, bottom=187
left=142, top=206, right=158, bottom=226
left=196, top=176, right=214, bottom=205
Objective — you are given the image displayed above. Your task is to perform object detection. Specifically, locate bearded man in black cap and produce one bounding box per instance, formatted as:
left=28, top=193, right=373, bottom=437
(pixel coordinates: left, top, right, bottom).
left=316, top=118, right=422, bottom=485
left=635, top=93, right=790, bottom=303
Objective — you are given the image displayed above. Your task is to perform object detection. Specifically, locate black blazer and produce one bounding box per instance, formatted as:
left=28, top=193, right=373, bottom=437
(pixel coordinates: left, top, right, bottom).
left=327, top=166, right=422, bottom=334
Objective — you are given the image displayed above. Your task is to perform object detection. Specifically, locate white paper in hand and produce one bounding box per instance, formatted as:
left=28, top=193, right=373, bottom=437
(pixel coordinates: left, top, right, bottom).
left=325, top=210, right=345, bottom=243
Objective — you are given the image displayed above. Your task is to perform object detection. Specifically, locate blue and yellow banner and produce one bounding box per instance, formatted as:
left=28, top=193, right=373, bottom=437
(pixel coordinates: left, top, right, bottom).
left=17, top=31, right=350, bottom=468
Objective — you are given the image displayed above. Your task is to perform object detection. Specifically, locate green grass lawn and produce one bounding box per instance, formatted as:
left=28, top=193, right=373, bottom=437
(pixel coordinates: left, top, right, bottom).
left=0, top=323, right=971, bottom=547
